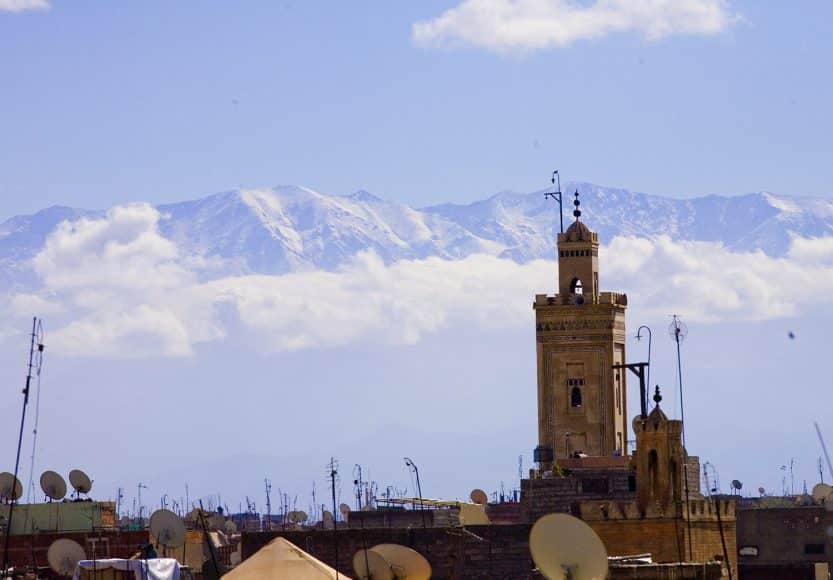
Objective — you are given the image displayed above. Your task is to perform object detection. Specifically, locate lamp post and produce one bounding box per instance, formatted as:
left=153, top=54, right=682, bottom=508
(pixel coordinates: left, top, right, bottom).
left=636, top=325, right=652, bottom=414
left=404, top=457, right=427, bottom=535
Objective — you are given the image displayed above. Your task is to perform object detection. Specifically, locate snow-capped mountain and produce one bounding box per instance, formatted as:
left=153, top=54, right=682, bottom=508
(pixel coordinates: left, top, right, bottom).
left=1, top=183, right=832, bottom=288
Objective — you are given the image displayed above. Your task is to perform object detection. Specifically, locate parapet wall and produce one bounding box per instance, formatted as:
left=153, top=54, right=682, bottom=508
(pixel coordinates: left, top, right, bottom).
left=241, top=526, right=724, bottom=579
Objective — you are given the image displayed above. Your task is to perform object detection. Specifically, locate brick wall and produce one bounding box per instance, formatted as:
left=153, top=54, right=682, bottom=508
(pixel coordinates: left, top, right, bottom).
left=241, top=525, right=723, bottom=579
left=2, top=530, right=150, bottom=578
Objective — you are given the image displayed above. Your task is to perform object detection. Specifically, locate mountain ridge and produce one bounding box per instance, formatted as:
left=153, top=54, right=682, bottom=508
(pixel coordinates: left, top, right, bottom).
left=2, top=182, right=832, bottom=289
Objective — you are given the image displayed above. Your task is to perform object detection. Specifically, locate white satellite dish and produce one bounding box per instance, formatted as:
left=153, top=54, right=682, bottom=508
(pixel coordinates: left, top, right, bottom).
left=0, top=472, right=22, bottom=502
left=470, top=488, right=488, bottom=505
left=812, top=483, right=833, bottom=504
left=40, top=470, right=67, bottom=501
left=339, top=502, right=351, bottom=519
left=224, top=519, right=238, bottom=534
left=150, top=508, right=186, bottom=549
left=352, top=549, right=394, bottom=580
left=529, top=513, right=608, bottom=580
left=68, top=469, right=92, bottom=495
left=47, top=538, right=86, bottom=577
left=322, top=510, right=335, bottom=530
left=370, top=544, right=432, bottom=580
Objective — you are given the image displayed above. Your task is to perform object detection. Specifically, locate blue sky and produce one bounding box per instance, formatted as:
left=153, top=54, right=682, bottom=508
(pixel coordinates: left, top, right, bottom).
left=1, top=1, right=832, bottom=512
left=2, top=1, right=833, bottom=217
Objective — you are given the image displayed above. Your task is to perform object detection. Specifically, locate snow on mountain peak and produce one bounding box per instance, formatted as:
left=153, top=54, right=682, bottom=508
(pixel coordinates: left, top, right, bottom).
left=0, top=183, right=831, bottom=288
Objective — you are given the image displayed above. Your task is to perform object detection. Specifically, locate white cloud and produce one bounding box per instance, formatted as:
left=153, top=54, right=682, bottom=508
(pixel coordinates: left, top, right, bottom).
left=0, top=0, right=49, bottom=12
left=6, top=206, right=833, bottom=358
left=412, top=0, right=737, bottom=53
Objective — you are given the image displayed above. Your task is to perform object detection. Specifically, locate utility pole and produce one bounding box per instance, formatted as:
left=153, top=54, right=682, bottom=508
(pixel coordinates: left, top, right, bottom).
left=137, top=482, right=147, bottom=528
left=2, top=318, right=43, bottom=576
left=264, top=478, right=272, bottom=532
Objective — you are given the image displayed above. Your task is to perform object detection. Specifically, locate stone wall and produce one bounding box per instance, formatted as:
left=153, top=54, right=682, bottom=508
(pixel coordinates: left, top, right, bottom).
left=520, top=468, right=635, bottom=522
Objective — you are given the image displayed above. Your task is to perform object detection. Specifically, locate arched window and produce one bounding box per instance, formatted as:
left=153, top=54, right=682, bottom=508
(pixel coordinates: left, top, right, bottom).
left=649, top=449, right=659, bottom=499
left=570, top=278, right=583, bottom=295
left=570, top=386, right=582, bottom=408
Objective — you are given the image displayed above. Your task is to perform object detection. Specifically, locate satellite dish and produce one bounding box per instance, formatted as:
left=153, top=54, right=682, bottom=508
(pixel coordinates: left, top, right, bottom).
left=529, top=513, right=608, bottom=580
left=339, top=502, right=351, bottom=517
left=47, top=538, right=86, bottom=577
left=68, top=469, right=92, bottom=495
left=0, top=472, right=22, bottom=502
left=731, top=480, right=743, bottom=491
left=758, top=487, right=766, bottom=496
left=322, top=510, right=334, bottom=529
left=150, top=508, right=186, bottom=549
left=369, top=544, right=431, bottom=580
left=812, top=483, right=833, bottom=504
left=352, top=549, right=394, bottom=580
left=668, top=318, right=688, bottom=344
left=40, top=470, right=67, bottom=501
left=470, top=489, right=488, bottom=505
left=224, top=519, right=238, bottom=534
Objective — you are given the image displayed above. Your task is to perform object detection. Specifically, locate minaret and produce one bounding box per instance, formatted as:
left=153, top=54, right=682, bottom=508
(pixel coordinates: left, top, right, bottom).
left=633, top=386, right=686, bottom=514
left=533, top=192, right=628, bottom=469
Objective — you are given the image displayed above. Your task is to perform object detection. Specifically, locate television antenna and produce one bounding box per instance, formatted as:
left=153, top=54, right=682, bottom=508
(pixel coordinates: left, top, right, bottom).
left=470, top=489, right=488, bottom=505
left=814, top=422, right=833, bottom=483
left=352, top=548, right=394, bottom=580
left=0, top=473, right=22, bottom=503
left=327, top=457, right=340, bottom=580
left=353, top=464, right=365, bottom=511
left=812, top=483, right=832, bottom=504
left=264, top=478, right=272, bottom=531
left=69, top=469, right=92, bottom=497
left=2, top=318, right=44, bottom=578
left=149, top=508, right=186, bottom=556
left=40, top=470, right=67, bottom=501
left=47, top=538, right=86, bottom=578
left=369, top=544, right=432, bottom=580
left=529, top=513, right=608, bottom=580
left=669, top=314, right=693, bottom=559
left=545, top=169, right=564, bottom=234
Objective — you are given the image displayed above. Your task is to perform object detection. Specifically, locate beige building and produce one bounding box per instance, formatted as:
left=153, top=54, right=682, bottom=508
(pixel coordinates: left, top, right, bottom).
left=534, top=196, right=628, bottom=467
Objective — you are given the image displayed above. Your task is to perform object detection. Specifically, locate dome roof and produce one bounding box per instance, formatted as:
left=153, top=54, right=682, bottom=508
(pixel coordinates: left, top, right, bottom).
left=647, top=405, right=669, bottom=425
left=564, top=219, right=592, bottom=242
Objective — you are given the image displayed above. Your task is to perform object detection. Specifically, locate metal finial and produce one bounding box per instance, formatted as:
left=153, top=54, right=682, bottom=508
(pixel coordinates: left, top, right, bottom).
left=653, top=385, right=662, bottom=405
left=572, top=190, right=581, bottom=219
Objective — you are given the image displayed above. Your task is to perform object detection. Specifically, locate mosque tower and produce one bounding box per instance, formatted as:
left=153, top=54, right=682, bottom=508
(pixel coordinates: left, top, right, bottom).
left=533, top=192, right=628, bottom=470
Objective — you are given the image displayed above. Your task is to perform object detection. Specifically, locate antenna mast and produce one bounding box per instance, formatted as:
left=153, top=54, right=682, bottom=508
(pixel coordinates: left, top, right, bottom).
left=545, top=170, right=564, bottom=234
left=669, top=315, right=693, bottom=561
left=815, top=422, right=833, bottom=483
left=2, top=317, right=44, bottom=576
left=264, top=478, right=272, bottom=532
left=328, top=458, right=340, bottom=580
left=353, top=465, right=364, bottom=511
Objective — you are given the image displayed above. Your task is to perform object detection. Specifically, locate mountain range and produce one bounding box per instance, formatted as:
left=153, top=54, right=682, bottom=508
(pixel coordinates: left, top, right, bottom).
left=2, top=182, right=832, bottom=288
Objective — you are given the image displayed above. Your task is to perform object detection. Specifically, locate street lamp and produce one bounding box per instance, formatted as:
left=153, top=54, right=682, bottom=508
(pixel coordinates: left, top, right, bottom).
left=404, top=457, right=427, bottom=535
